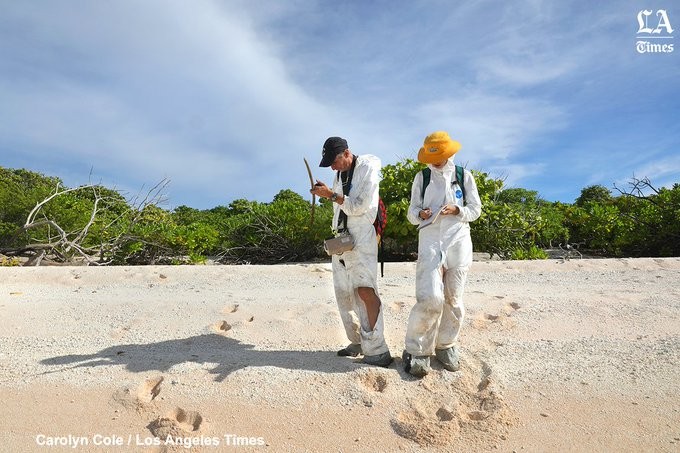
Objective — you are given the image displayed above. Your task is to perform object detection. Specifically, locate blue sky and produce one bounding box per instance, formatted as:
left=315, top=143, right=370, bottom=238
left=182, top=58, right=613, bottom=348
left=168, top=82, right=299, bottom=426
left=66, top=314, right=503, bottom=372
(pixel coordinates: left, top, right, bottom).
left=1, top=0, right=678, bottom=209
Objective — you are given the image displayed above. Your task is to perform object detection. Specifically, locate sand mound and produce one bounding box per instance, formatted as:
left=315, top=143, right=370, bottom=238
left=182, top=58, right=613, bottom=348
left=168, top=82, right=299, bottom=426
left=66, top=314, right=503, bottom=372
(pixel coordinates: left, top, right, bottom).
left=391, top=355, right=516, bottom=448
left=148, top=407, right=204, bottom=438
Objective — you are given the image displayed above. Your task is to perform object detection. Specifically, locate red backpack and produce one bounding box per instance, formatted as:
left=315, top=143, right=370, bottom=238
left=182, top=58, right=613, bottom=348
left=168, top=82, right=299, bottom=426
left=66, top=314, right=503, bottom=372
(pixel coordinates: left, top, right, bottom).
left=374, top=196, right=387, bottom=277
left=374, top=197, right=387, bottom=243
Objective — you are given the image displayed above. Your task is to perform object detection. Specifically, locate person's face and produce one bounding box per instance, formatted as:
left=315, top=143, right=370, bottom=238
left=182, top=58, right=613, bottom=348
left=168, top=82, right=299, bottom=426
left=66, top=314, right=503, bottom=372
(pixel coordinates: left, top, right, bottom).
left=330, top=150, right=352, bottom=171
left=432, top=158, right=448, bottom=169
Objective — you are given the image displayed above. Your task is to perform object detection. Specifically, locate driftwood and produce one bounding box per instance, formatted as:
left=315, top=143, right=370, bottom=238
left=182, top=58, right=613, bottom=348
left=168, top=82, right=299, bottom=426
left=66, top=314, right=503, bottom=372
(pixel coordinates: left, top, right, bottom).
left=1, top=179, right=171, bottom=266
left=24, top=183, right=102, bottom=265
left=558, top=242, right=583, bottom=260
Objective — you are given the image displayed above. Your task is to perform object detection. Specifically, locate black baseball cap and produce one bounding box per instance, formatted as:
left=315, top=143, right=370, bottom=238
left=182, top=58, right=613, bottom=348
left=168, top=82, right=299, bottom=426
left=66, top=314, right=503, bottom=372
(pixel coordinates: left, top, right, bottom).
left=319, top=136, right=348, bottom=167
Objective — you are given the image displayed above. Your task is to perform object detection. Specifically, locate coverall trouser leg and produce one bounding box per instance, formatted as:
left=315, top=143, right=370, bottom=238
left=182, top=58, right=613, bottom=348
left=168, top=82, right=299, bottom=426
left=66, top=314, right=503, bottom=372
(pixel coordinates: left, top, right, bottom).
left=331, top=229, right=389, bottom=356
left=406, top=235, right=472, bottom=356
left=437, top=237, right=472, bottom=349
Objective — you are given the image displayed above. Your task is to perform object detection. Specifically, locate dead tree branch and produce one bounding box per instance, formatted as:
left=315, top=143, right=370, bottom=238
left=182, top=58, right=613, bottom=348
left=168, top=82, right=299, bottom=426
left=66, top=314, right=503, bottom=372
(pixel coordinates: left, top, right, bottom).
left=4, top=178, right=173, bottom=266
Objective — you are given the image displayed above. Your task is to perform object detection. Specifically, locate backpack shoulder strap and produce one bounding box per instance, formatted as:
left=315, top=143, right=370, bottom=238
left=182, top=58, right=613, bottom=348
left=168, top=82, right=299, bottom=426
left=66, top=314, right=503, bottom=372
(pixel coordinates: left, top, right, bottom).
left=455, top=165, right=466, bottom=205
left=336, top=156, right=358, bottom=232
left=421, top=166, right=465, bottom=204
left=420, top=167, right=431, bottom=202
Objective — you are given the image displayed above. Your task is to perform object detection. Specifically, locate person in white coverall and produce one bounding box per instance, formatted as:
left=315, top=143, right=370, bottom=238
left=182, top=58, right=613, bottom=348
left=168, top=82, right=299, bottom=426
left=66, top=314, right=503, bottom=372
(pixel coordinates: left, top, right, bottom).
left=402, top=131, right=482, bottom=377
left=310, top=136, right=392, bottom=367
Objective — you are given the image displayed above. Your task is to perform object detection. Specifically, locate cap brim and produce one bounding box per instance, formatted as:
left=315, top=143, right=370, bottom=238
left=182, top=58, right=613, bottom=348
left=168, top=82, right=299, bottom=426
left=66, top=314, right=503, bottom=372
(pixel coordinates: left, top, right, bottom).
left=319, top=155, right=334, bottom=167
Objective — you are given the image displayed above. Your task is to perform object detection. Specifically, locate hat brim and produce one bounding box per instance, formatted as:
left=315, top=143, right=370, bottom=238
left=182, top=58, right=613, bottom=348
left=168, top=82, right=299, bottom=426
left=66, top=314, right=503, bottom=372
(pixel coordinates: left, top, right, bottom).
left=417, top=140, right=461, bottom=164
left=319, top=153, right=335, bottom=167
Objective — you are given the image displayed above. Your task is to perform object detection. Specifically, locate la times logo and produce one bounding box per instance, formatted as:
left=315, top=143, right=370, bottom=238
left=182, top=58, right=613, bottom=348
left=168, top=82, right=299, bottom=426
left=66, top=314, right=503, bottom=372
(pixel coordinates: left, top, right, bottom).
left=636, top=9, right=674, bottom=53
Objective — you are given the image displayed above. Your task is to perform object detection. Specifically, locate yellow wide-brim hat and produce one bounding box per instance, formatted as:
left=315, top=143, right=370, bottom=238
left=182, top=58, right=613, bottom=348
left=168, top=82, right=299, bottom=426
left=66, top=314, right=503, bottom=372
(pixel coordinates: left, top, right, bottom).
left=417, top=131, right=461, bottom=164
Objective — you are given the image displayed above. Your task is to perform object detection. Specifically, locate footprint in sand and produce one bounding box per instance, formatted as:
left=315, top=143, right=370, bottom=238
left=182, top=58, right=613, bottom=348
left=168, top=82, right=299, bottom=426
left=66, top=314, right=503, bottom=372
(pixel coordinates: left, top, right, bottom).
left=462, top=388, right=508, bottom=425
left=147, top=407, right=204, bottom=438
left=389, top=301, right=407, bottom=312
left=137, top=376, right=164, bottom=403
left=171, top=408, right=203, bottom=432
left=392, top=403, right=461, bottom=447
left=214, top=321, right=232, bottom=334
left=220, top=304, right=255, bottom=323
left=506, top=301, right=521, bottom=311
left=358, top=370, right=388, bottom=393
left=392, top=354, right=516, bottom=448
left=467, top=410, right=490, bottom=421
left=465, top=358, right=514, bottom=424
left=435, top=405, right=457, bottom=421
left=214, top=303, right=256, bottom=334
left=111, top=377, right=163, bottom=414
left=473, top=301, right=520, bottom=330
left=477, top=361, right=493, bottom=391
left=224, top=304, right=239, bottom=314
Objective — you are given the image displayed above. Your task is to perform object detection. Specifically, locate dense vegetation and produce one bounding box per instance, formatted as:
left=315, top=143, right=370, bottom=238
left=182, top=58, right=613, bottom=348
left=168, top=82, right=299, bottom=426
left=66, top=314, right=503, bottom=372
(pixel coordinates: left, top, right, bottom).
left=1, top=163, right=678, bottom=266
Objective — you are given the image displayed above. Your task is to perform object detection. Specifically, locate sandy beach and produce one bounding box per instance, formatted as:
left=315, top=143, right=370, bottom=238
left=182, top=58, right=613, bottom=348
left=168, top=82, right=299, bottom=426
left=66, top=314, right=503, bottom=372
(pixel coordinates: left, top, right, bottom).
left=1, top=258, right=679, bottom=452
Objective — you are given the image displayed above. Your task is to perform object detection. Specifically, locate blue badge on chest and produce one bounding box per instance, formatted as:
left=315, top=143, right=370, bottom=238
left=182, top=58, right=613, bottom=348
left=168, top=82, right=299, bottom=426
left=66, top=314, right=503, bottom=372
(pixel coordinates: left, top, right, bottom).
left=455, top=189, right=463, bottom=199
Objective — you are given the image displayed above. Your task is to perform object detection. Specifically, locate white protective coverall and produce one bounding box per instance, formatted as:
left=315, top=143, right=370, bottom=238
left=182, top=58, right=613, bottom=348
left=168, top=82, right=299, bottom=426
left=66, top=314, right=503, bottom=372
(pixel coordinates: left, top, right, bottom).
left=331, top=154, right=389, bottom=356
left=405, top=159, right=482, bottom=356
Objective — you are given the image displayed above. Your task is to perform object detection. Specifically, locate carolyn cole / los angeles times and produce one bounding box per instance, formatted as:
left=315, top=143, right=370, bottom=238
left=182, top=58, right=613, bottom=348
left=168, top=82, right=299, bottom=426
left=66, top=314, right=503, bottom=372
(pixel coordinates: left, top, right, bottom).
left=35, top=433, right=266, bottom=448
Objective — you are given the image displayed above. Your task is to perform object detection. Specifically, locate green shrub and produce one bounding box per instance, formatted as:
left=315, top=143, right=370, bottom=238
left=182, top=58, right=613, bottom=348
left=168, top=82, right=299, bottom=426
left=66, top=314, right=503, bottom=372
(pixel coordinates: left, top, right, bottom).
left=218, top=190, right=333, bottom=263
left=511, top=245, right=548, bottom=260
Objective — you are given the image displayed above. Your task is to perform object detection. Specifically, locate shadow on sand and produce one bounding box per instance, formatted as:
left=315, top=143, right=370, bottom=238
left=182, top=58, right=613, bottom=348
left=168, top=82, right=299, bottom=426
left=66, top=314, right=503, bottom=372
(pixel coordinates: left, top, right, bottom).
left=39, top=334, right=385, bottom=381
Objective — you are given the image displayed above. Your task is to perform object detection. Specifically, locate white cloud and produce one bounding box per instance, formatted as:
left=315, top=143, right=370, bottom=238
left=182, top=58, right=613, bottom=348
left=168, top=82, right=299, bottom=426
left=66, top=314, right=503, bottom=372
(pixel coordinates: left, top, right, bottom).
left=487, top=162, right=548, bottom=189
left=478, top=56, right=579, bottom=87
left=0, top=1, right=342, bottom=207
left=1, top=1, right=677, bottom=208
left=622, top=154, right=680, bottom=191
left=411, top=92, right=566, bottom=164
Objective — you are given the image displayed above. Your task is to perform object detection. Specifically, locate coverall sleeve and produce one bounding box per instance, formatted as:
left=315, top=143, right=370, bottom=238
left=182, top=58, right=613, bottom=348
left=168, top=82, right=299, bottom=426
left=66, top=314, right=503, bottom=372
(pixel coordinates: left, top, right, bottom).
left=458, top=170, right=482, bottom=223
left=339, top=157, right=380, bottom=217
left=407, top=172, right=424, bottom=226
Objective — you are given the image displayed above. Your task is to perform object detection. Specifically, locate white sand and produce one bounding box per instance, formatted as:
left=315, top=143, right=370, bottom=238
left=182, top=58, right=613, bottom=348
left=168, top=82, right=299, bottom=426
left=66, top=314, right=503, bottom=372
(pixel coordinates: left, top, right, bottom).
left=1, top=258, right=679, bottom=452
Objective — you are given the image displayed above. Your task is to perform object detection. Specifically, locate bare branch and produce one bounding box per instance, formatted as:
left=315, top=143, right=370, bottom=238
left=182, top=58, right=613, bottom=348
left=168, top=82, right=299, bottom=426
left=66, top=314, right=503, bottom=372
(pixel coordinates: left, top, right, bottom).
left=73, top=186, right=101, bottom=244
left=613, top=177, right=662, bottom=207
left=25, top=183, right=96, bottom=227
